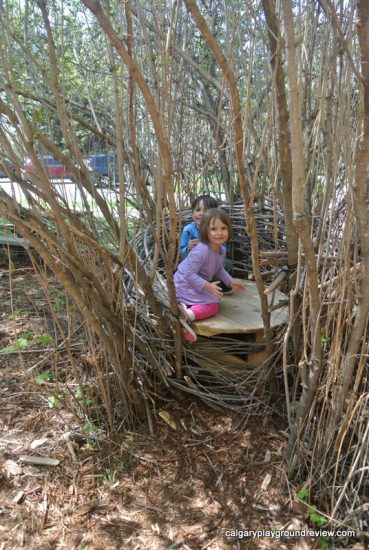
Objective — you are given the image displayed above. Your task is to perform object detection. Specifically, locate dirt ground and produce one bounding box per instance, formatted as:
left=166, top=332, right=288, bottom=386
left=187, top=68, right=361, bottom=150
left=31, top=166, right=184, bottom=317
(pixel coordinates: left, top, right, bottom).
left=0, top=252, right=356, bottom=550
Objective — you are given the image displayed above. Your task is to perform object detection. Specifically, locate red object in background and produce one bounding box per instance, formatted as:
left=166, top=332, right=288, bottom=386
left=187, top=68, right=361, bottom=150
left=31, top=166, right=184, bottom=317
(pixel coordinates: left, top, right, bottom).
left=23, top=155, right=73, bottom=179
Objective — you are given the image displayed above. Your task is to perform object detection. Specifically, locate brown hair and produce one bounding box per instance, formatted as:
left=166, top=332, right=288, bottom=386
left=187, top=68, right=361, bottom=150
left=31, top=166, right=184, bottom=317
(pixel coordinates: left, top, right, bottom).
left=191, top=194, right=218, bottom=211
left=199, top=208, right=232, bottom=243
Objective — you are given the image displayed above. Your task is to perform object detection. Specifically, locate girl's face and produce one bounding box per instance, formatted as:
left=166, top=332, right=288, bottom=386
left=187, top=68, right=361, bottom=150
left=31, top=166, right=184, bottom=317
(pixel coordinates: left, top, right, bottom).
left=207, top=216, right=229, bottom=250
left=192, top=200, right=207, bottom=227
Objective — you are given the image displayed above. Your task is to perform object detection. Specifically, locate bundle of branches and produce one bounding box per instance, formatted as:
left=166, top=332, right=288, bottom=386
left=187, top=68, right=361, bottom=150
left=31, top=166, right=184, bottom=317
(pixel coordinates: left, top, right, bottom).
left=130, top=199, right=288, bottom=413
left=285, top=197, right=369, bottom=536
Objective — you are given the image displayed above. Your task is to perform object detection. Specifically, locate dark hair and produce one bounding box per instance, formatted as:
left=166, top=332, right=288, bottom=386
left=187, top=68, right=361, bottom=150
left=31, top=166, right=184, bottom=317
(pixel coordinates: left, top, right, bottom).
left=199, top=208, right=232, bottom=243
left=191, top=194, right=218, bottom=211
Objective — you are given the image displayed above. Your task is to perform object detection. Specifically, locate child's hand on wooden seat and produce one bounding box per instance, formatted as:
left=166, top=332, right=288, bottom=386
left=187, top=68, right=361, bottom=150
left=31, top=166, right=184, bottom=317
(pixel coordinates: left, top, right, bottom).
left=230, top=280, right=247, bottom=293
left=203, top=280, right=223, bottom=298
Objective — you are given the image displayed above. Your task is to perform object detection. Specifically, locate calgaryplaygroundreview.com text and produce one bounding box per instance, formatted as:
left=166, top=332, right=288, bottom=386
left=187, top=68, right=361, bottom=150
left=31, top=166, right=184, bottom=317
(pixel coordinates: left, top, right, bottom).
left=223, top=529, right=356, bottom=539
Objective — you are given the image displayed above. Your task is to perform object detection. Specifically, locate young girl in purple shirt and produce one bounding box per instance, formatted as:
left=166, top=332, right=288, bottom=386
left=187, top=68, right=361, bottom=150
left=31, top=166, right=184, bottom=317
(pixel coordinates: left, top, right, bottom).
left=174, top=208, right=245, bottom=343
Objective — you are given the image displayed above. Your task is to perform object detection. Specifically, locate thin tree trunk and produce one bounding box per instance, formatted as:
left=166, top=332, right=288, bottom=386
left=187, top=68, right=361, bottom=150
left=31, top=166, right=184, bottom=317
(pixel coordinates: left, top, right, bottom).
left=262, top=0, right=298, bottom=269
left=281, top=0, right=322, bottom=466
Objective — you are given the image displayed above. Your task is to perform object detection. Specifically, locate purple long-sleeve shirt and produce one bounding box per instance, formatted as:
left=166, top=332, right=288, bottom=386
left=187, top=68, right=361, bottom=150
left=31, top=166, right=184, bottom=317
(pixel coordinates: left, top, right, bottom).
left=174, top=242, right=232, bottom=305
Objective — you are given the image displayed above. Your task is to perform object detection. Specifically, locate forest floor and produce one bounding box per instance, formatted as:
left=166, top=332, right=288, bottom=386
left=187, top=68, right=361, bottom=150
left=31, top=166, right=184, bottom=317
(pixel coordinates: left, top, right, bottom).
left=0, top=251, right=352, bottom=550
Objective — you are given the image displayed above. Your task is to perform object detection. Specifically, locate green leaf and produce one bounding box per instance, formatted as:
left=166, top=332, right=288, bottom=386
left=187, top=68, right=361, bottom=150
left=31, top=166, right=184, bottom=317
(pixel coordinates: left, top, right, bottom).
left=83, top=422, right=98, bottom=434
left=75, top=386, right=83, bottom=398
left=309, top=505, right=327, bottom=527
left=35, top=371, right=53, bottom=385
left=296, top=488, right=309, bottom=502
left=34, top=334, right=54, bottom=345
left=104, top=468, right=116, bottom=482
left=0, top=346, right=14, bottom=355
left=319, top=537, right=331, bottom=548
left=311, top=512, right=327, bottom=528
left=17, top=337, right=29, bottom=350
left=53, top=290, right=65, bottom=310
left=48, top=395, right=59, bottom=409
left=7, top=309, right=23, bottom=319
left=32, top=108, right=44, bottom=125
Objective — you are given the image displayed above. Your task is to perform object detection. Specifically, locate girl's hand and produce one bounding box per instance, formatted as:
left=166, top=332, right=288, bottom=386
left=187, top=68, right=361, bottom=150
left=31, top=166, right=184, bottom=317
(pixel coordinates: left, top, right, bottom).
left=187, top=239, right=199, bottom=251
left=204, top=280, right=223, bottom=298
left=230, top=280, right=246, bottom=292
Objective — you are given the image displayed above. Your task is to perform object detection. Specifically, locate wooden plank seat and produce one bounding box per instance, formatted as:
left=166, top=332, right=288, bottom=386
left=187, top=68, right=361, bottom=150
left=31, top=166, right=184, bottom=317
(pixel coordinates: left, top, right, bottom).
left=193, top=280, right=288, bottom=336
left=192, top=280, right=288, bottom=367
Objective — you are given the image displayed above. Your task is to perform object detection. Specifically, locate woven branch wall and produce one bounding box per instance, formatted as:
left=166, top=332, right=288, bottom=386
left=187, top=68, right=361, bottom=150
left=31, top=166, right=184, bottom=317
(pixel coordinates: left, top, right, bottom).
left=129, top=199, right=287, bottom=413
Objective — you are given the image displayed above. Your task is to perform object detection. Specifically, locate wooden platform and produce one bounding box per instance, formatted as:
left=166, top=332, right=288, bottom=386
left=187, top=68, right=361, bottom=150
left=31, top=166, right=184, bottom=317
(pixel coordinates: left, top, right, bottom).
left=193, top=280, right=288, bottom=338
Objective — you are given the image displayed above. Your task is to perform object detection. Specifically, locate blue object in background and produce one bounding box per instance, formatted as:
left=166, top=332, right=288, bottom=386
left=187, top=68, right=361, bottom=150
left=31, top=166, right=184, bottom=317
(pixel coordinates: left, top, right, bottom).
left=86, top=154, right=118, bottom=186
